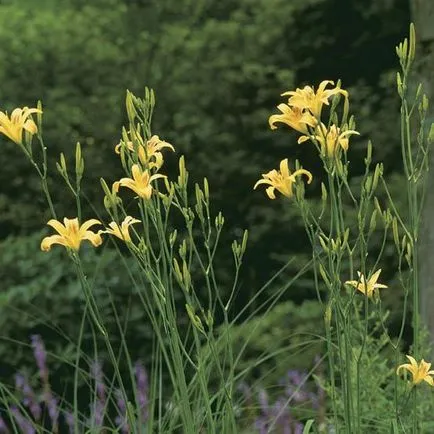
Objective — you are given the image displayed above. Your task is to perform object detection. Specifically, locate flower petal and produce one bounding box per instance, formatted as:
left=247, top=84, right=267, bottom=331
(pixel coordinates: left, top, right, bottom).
left=40, top=235, right=68, bottom=252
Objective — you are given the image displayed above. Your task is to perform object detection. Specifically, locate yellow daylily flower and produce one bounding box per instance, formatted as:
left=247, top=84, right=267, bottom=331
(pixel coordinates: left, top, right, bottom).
left=0, top=107, right=41, bottom=144
left=101, top=216, right=141, bottom=242
left=397, top=355, right=434, bottom=386
left=138, top=135, right=175, bottom=169
left=113, top=164, right=166, bottom=199
left=345, top=269, right=388, bottom=297
left=268, top=104, right=317, bottom=135
left=282, top=80, right=348, bottom=119
left=313, top=123, right=359, bottom=157
left=254, top=158, right=313, bottom=199
left=115, top=135, right=174, bottom=170
left=41, top=217, right=102, bottom=252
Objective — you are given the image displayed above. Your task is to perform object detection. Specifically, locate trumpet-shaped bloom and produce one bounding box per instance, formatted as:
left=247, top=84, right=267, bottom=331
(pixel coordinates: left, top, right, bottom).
left=0, top=107, right=41, bottom=144
left=282, top=80, right=348, bottom=119
left=41, top=218, right=102, bottom=252
left=101, top=216, right=141, bottom=242
left=268, top=104, right=317, bottom=135
left=115, top=135, right=174, bottom=170
left=302, top=123, right=359, bottom=157
left=113, top=164, right=166, bottom=199
left=345, top=269, right=387, bottom=297
left=254, top=158, right=312, bottom=199
left=396, top=355, right=434, bottom=386
left=138, top=135, right=175, bottom=169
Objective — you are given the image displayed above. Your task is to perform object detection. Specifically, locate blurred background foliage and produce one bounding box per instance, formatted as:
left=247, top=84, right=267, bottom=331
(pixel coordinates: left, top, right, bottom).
left=0, top=0, right=412, bottom=400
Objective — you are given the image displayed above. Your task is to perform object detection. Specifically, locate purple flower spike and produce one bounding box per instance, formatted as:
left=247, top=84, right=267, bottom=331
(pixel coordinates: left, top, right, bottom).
left=90, top=360, right=106, bottom=427
left=10, top=406, right=35, bottom=434
left=0, top=415, right=9, bottom=433
left=47, top=397, right=59, bottom=430
left=257, top=388, right=269, bottom=415
left=135, top=362, right=149, bottom=421
left=91, top=399, right=105, bottom=427
left=115, top=389, right=130, bottom=434
left=254, top=416, right=268, bottom=434
left=295, top=422, right=304, bottom=434
left=30, top=335, right=48, bottom=382
left=91, top=360, right=106, bottom=400
left=237, top=382, right=252, bottom=401
left=14, top=373, right=41, bottom=421
left=64, top=411, right=75, bottom=434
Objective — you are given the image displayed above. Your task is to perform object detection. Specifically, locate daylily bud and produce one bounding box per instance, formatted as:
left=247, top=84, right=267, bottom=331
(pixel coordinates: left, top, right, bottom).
left=186, top=304, right=205, bottom=335
left=169, top=230, right=177, bottom=248
left=365, top=140, right=373, bottom=166
left=125, top=90, right=137, bottom=124
left=319, top=263, right=331, bottom=287
left=408, top=23, right=416, bottom=64
left=321, top=183, right=328, bottom=203
left=57, top=152, right=67, bottom=175
left=205, top=310, right=214, bottom=328
left=364, top=175, right=373, bottom=194
left=428, top=123, right=434, bottom=145
left=396, top=72, right=403, bottom=97
left=371, top=163, right=383, bottom=193
left=215, top=212, right=224, bottom=229
left=318, top=235, right=329, bottom=253
left=37, top=100, right=43, bottom=131
left=173, top=258, right=183, bottom=285
left=182, top=260, right=191, bottom=291
left=179, top=239, right=187, bottom=259
left=324, top=303, right=332, bottom=328
left=392, top=218, right=400, bottom=250
left=75, top=142, right=84, bottom=181
left=203, top=177, right=210, bottom=202
left=369, top=210, right=377, bottom=234
left=241, top=230, right=248, bottom=256
left=178, top=156, right=188, bottom=189
left=195, top=184, right=204, bottom=221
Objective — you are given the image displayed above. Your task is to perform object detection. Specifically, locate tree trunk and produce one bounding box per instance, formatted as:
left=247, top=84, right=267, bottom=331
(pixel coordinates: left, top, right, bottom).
left=411, top=0, right=434, bottom=349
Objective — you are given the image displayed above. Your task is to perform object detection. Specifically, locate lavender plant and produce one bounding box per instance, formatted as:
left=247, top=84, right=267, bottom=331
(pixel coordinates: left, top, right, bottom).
left=0, top=335, right=150, bottom=433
